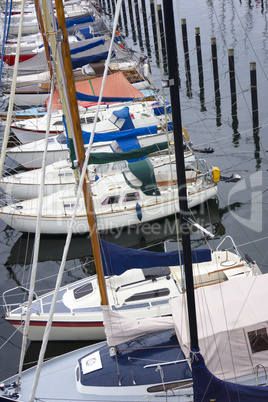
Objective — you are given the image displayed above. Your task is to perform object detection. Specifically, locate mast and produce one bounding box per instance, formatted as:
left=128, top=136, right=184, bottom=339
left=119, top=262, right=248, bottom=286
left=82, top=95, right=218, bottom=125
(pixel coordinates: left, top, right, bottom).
left=162, top=0, right=199, bottom=351
left=53, top=0, right=109, bottom=305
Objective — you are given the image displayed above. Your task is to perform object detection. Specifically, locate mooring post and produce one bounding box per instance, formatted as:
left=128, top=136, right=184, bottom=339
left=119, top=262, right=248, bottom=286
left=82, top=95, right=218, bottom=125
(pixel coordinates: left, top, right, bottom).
left=157, top=4, right=166, bottom=54
left=121, top=0, right=128, bottom=36
left=128, top=0, right=137, bottom=43
left=250, top=61, right=259, bottom=131
left=195, top=27, right=206, bottom=111
left=181, top=18, right=191, bottom=73
left=195, top=27, right=203, bottom=82
left=228, top=48, right=237, bottom=111
left=141, top=0, right=151, bottom=57
left=134, top=0, right=144, bottom=50
left=150, top=0, right=159, bottom=57
left=211, top=37, right=220, bottom=99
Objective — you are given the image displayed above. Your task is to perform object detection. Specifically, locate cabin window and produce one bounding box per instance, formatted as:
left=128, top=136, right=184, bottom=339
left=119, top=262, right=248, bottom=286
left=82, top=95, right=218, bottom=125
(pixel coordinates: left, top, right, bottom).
left=56, top=133, right=67, bottom=144
left=64, top=203, right=76, bottom=208
left=95, top=164, right=110, bottom=174
left=101, top=195, right=120, bottom=205
left=112, top=161, right=127, bottom=170
left=124, top=192, right=140, bottom=202
left=73, top=282, right=93, bottom=299
left=53, top=120, right=64, bottom=126
left=80, top=118, right=87, bottom=124
left=109, top=114, right=125, bottom=130
left=125, top=288, right=170, bottom=302
left=58, top=172, right=73, bottom=177
left=248, top=328, right=268, bottom=353
left=86, top=116, right=100, bottom=124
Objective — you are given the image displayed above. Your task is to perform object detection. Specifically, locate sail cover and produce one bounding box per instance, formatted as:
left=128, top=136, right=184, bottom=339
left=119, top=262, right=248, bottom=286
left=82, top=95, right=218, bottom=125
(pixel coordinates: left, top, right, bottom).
left=191, top=352, right=268, bottom=401
left=100, top=239, right=211, bottom=276
left=170, top=274, right=268, bottom=382
left=47, top=72, right=145, bottom=110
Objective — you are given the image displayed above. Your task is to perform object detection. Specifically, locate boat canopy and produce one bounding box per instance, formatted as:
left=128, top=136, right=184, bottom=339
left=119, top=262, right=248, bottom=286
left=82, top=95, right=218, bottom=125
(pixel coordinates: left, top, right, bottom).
left=47, top=72, right=145, bottom=110
left=171, top=273, right=268, bottom=381
left=87, top=141, right=168, bottom=165
left=100, top=239, right=212, bottom=276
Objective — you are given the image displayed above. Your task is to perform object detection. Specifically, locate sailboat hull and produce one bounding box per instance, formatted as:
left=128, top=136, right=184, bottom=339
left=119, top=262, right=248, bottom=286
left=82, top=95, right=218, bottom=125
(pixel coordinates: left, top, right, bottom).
left=0, top=330, right=194, bottom=401
left=0, top=184, right=217, bottom=234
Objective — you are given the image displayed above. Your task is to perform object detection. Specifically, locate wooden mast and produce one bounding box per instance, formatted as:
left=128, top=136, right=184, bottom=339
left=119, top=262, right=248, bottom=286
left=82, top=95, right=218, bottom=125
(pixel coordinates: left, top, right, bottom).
left=49, top=0, right=109, bottom=306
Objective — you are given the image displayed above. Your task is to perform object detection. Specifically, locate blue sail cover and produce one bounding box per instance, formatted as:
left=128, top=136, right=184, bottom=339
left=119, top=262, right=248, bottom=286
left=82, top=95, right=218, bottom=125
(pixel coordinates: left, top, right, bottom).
left=76, top=85, right=135, bottom=102
left=100, top=240, right=211, bottom=276
left=70, top=39, right=105, bottom=55
left=65, top=15, right=95, bottom=29
left=71, top=51, right=113, bottom=69
left=81, top=125, right=158, bottom=144
left=192, top=352, right=268, bottom=401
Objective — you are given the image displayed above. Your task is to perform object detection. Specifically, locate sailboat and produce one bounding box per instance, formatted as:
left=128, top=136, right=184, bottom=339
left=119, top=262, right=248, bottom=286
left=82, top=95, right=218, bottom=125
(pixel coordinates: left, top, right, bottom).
left=0, top=0, right=267, bottom=401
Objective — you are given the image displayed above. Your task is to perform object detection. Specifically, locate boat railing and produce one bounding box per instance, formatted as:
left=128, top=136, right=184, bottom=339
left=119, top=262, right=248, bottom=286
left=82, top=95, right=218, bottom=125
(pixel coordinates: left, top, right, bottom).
left=216, top=235, right=243, bottom=258
left=2, top=286, right=38, bottom=314
left=255, top=364, right=268, bottom=386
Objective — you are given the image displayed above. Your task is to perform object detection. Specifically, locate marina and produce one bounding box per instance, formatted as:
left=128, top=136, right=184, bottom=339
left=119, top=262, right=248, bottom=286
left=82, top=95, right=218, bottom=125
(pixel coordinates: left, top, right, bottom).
left=0, top=0, right=268, bottom=400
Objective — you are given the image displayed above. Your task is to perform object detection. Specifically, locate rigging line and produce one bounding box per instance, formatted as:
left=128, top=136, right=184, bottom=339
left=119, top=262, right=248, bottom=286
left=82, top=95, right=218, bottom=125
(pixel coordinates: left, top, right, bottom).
left=17, top=77, right=56, bottom=384
left=216, top=190, right=268, bottom=266
left=0, top=323, right=23, bottom=350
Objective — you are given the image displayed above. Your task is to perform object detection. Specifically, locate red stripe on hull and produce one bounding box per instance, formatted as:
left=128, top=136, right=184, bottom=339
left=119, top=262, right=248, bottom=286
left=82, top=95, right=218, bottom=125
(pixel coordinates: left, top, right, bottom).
left=3, top=54, right=35, bottom=66
left=7, top=320, right=104, bottom=328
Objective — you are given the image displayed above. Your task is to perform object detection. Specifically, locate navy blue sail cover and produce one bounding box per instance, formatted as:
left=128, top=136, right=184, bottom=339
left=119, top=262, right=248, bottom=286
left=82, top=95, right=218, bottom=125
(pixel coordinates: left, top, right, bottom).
left=65, top=15, right=95, bottom=29
left=71, top=51, right=113, bottom=69
left=192, top=352, right=268, bottom=401
left=100, top=240, right=211, bottom=276
left=81, top=125, right=158, bottom=144
left=70, top=39, right=105, bottom=55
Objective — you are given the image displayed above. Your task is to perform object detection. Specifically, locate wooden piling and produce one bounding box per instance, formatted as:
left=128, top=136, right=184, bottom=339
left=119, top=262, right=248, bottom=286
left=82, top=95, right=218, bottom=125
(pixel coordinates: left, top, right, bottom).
left=141, top=0, right=151, bottom=57
left=250, top=61, right=259, bottom=130
left=157, top=4, right=166, bottom=54
left=181, top=18, right=190, bottom=73
left=211, top=37, right=220, bottom=99
left=150, top=0, right=159, bottom=58
left=228, top=48, right=237, bottom=111
left=134, top=0, right=144, bottom=51
left=195, top=27, right=203, bottom=83
left=121, top=0, right=128, bottom=36
left=128, top=0, right=137, bottom=43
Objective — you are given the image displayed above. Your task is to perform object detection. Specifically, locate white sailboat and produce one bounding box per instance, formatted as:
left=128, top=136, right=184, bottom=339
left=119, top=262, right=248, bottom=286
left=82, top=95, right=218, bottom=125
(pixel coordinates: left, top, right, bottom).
left=0, top=155, right=219, bottom=234
left=3, top=237, right=261, bottom=342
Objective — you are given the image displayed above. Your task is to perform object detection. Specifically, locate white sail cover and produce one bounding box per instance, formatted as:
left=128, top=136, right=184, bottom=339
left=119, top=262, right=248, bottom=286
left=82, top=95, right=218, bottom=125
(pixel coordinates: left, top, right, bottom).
left=170, top=273, right=268, bottom=380
left=102, top=305, right=174, bottom=346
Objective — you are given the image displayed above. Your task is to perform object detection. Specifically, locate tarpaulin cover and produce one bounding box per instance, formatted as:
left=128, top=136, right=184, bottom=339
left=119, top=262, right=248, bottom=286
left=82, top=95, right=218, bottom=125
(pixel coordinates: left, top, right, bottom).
left=65, top=15, right=95, bottom=29
left=87, top=141, right=168, bottom=165
left=100, top=239, right=212, bottom=276
left=70, top=39, right=105, bottom=55
left=192, top=352, right=268, bottom=402
left=72, top=51, right=112, bottom=70
left=81, top=125, right=158, bottom=144
left=47, top=72, right=145, bottom=110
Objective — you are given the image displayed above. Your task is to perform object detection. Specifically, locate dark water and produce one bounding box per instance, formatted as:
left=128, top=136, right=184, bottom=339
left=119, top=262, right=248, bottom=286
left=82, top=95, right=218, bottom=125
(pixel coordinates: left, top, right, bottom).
left=0, top=0, right=268, bottom=383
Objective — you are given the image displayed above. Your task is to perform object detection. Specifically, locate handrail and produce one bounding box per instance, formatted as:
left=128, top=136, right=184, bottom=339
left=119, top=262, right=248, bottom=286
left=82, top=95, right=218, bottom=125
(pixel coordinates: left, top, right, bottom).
left=2, top=286, right=38, bottom=314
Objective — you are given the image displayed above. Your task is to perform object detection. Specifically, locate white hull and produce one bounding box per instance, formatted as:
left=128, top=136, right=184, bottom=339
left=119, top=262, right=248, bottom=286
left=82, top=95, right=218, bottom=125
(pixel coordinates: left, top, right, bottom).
left=6, top=130, right=174, bottom=169
left=4, top=247, right=261, bottom=341
left=0, top=152, right=196, bottom=200
left=0, top=181, right=217, bottom=234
